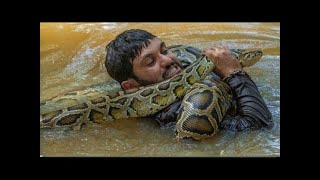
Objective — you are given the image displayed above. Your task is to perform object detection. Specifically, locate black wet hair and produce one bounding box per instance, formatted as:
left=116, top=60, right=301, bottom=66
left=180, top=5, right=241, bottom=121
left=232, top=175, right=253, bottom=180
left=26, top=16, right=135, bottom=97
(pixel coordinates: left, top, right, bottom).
left=105, top=29, right=156, bottom=83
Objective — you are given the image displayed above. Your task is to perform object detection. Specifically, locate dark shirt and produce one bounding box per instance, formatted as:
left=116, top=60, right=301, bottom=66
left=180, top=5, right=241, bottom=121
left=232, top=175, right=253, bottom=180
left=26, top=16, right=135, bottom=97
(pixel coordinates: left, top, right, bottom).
left=220, top=72, right=273, bottom=131
left=154, top=72, right=273, bottom=132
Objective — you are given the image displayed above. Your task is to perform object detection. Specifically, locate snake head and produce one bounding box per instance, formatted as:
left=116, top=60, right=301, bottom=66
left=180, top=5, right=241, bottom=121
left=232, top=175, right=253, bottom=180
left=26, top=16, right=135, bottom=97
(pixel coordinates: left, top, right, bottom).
left=240, top=50, right=263, bottom=67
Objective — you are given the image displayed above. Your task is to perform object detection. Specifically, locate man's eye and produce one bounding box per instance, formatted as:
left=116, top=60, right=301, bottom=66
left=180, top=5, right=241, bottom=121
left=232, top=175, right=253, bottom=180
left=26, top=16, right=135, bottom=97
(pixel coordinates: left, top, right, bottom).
left=146, top=59, right=154, bottom=66
left=161, top=49, right=169, bottom=55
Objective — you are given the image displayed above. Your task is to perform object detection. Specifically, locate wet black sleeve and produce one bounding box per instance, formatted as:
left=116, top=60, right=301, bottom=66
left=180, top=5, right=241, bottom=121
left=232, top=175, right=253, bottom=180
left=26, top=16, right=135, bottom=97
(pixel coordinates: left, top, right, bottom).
left=154, top=100, right=182, bottom=126
left=221, top=71, right=274, bottom=131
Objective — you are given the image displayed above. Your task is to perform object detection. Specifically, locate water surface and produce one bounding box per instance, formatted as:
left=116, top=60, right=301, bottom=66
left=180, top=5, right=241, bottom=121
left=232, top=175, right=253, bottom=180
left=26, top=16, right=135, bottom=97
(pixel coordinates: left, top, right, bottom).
left=40, top=22, right=280, bottom=157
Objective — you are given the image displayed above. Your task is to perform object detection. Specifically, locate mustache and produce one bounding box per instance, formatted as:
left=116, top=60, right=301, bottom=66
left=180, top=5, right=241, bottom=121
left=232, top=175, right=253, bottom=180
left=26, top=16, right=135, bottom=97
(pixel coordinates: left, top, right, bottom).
left=172, top=57, right=184, bottom=68
left=162, top=57, right=183, bottom=79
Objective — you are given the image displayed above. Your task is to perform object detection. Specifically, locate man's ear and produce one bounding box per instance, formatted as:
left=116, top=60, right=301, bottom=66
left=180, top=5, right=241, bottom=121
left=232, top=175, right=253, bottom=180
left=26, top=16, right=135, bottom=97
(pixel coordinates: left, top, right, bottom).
left=121, top=79, right=139, bottom=90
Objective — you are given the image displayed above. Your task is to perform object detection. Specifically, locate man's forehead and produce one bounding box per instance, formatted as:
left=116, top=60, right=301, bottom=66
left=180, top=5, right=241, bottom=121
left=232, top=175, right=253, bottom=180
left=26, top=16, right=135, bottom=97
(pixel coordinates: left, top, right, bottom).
left=134, top=38, right=164, bottom=60
left=144, top=38, right=163, bottom=50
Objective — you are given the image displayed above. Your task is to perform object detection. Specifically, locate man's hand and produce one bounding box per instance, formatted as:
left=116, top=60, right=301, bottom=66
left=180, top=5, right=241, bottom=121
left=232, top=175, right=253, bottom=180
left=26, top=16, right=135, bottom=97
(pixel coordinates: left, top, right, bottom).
left=202, top=46, right=242, bottom=78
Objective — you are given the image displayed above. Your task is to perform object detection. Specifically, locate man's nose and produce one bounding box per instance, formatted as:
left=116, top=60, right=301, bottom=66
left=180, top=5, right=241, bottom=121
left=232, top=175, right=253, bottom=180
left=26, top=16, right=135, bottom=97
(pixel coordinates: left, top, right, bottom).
left=159, top=54, right=173, bottom=67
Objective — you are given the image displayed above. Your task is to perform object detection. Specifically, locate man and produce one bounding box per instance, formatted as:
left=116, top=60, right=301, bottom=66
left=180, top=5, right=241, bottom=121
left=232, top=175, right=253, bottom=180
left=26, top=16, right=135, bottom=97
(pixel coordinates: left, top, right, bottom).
left=105, top=29, right=273, bottom=139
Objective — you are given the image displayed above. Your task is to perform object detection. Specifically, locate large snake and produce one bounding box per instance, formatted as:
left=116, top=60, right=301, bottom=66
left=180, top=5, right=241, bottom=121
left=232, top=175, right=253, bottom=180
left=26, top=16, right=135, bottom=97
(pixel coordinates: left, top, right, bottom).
left=40, top=45, right=262, bottom=140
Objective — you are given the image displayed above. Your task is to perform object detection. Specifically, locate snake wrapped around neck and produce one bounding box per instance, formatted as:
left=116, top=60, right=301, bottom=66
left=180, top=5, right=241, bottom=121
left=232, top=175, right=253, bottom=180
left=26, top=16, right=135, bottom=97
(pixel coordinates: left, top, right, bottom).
left=40, top=45, right=262, bottom=139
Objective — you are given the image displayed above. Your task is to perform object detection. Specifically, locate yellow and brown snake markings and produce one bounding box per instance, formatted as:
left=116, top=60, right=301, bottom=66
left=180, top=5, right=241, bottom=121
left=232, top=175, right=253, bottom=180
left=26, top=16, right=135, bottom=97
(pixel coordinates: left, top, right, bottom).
left=40, top=45, right=263, bottom=139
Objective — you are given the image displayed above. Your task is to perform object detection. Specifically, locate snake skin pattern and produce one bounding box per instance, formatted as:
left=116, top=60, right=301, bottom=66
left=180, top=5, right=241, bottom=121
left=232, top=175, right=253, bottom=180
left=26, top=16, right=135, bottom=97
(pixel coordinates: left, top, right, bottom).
left=40, top=45, right=262, bottom=140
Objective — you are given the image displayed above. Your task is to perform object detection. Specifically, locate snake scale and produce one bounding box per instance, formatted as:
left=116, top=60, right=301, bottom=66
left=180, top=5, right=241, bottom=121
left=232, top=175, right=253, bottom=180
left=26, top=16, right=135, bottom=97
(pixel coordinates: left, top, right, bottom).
left=40, top=45, right=263, bottom=140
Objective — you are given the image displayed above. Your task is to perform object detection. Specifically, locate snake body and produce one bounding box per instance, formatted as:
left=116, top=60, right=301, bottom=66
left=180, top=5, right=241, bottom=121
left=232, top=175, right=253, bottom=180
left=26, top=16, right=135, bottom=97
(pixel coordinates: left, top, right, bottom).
left=40, top=45, right=262, bottom=139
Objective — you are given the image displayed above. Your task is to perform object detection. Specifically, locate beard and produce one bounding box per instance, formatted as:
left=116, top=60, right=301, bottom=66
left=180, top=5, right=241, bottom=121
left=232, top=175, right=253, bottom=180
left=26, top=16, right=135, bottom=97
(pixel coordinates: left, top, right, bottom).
left=133, top=77, right=155, bottom=87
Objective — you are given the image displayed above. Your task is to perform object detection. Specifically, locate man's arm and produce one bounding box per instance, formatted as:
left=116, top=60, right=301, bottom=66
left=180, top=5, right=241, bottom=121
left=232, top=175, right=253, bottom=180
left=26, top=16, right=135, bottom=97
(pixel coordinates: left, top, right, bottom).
left=154, top=70, right=273, bottom=131
left=155, top=46, right=273, bottom=132
left=221, top=70, right=273, bottom=131
left=203, top=46, right=273, bottom=131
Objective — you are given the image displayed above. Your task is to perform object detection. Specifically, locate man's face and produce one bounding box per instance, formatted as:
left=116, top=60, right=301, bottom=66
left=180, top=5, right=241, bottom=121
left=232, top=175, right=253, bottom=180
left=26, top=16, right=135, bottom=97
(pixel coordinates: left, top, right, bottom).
left=131, top=38, right=182, bottom=86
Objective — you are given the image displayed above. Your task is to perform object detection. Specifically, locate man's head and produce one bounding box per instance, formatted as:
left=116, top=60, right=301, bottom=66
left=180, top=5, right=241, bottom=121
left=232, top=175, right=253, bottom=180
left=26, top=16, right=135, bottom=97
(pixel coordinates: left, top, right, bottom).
left=105, top=29, right=182, bottom=90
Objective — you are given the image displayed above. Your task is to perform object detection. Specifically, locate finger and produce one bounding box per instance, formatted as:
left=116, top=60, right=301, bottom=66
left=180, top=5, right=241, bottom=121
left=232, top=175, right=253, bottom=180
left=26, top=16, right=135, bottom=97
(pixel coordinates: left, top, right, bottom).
left=216, top=44, right=224, bottom=49
left=202, top=49, right=214, bottom=57
left=204, top=46, right=217, bottom=50
left=201, top=49, right=207, bottom=55
left=202, top=47, right=216, bottom=54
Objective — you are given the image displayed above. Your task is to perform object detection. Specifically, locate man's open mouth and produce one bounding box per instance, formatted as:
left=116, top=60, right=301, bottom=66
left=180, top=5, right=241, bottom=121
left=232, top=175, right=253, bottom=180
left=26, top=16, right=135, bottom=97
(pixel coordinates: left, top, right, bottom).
left=165, top=64, right=181, bottom=79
